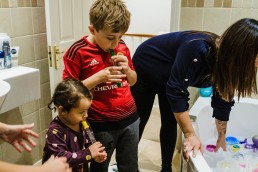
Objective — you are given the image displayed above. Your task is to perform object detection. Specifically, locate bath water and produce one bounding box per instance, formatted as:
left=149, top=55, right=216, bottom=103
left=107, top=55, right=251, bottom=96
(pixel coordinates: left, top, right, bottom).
left=203, top=137, right=258, bottom=172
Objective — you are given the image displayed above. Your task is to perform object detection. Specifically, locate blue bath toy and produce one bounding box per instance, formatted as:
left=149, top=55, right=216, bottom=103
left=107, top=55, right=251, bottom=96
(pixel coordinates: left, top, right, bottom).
left=199, top=86, right=212, bottom=97
left=239, top=138, right=247, bottom=144
left=226, top=136, right=239, bottom=145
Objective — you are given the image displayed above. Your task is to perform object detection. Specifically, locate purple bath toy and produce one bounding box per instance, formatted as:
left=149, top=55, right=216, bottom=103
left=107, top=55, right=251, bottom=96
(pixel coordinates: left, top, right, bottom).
left=252, top=135, right=258, bottom=147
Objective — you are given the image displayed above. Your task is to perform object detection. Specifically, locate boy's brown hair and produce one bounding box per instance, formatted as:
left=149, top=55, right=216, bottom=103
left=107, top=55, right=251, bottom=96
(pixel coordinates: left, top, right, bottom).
left=89, top=0, right=131, bottom=33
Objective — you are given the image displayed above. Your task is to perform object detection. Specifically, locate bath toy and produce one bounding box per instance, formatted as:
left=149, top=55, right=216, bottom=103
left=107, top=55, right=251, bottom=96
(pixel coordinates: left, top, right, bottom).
left=244, top=143, right=254, bottom=149
left=232, top=152, right=244, bottom=161
left=226, top=136, right=239, bottom=145
left=239, top=138, right=247, bottom=144
left=252, top=135, right=258, bottom=147
left=206, top=144, right=216, bottom=152
left=231, top=145, right=241, bottom=152
left=252, top=168, right=258, bottom=172
left=199, top=86, right=212, bottom=97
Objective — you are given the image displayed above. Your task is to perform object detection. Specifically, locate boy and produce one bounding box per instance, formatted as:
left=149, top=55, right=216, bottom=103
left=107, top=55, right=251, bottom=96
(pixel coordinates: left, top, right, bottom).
left=62, top=0, right=139, bottom=172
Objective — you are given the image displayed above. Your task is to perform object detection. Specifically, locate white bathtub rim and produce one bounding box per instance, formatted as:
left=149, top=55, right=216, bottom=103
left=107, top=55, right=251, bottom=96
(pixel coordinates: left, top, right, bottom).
left=189, top=96, right=258, bottom=119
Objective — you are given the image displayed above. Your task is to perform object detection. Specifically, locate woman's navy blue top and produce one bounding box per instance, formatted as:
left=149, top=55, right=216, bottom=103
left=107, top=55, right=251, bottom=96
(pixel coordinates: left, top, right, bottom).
left=132, top=31, right=234, bottom=121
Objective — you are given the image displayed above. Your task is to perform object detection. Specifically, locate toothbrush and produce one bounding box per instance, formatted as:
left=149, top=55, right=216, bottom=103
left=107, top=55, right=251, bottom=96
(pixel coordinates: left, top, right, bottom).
left=81, top=121, right=96, bottom=143
left=110, top=49, right=122, bottom=88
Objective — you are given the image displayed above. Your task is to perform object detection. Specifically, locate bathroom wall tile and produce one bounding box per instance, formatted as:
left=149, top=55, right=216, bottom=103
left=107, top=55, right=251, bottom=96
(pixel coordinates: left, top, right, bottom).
left=196, top=0, right=204, bottom=7
left=35, top=58, right=49, bottom=84
left=31, top=0, right=37, bottom=7
left=24, top=0, right=31, bottom=7
left=32, top=7, right=46, bottom=34
left=204, top=0, right=214, bottom=7
left=39, top=82, right=51, bottom=108
left=1, top=0, right=9, bottom=8
left=253, top=0, right=258, bottom=9
left=203, top=8, right=231, bottom=35
left=2, top=141, right=25, bottom=163
left=39, top=106, right=52, bottom=131
left=37, top=0, right=44, bottom=7
left=0, top=107, right=23, bottom=124
left=231, top=9, right=258, bottom=24
left=180, top=8, right=203, bottom=31
left=23, top=111, right=40, bottom=133
left=223, top=0, right=232, bottom=8
left=12, top=35, right=35, bottom=64
left=34, top=33, right=47, bottom=60
left=17, top=0, right=24, bottom=7
left=9, top=0, right=18, bottom=8
left=181, top=0, right=187, bottom=7
left=20, top=100, right=39, bottom=117
left=11, top=8, right=33, bottom=36
left=23, top=133, right=41, bottom=164
left=40, top=130, right=47, bottom=150
left=214, top=0, right=223, bottom=7
left=0, top=9, right=12, bottom=36
left=242, top=0, right=252, bottom=8
left=232, top=0, right=242, bottom=8
left=188, top=0, right=196, bottom=7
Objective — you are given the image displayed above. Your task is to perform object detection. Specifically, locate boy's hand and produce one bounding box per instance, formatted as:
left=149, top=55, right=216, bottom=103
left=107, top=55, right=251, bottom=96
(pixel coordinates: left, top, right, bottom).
left=111, top=54, right=130, bottom=74
left=95, top=66, right=126, bottom=83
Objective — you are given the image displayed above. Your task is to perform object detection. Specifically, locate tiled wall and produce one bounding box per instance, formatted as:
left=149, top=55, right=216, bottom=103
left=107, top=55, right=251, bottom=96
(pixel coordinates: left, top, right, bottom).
left=0, top=0, right=52, bottom=165
left=180, top=0, right=258, bottom=107
left=180, top=0, right=258, bottom=34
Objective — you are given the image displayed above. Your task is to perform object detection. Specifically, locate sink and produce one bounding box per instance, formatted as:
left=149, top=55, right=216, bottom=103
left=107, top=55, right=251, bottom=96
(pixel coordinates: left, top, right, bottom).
left=0, top=66, right=40, bottom=114
left=0, top=80, right=10, bottom=108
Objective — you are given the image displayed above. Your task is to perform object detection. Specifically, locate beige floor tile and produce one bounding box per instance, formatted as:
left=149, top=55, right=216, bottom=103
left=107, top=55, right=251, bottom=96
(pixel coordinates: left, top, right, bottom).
left=110, top=106, right=183, bottom=172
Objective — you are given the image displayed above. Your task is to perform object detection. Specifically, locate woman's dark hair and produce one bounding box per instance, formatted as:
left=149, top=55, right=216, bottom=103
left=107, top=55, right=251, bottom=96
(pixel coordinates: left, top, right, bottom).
left=48, top=78, right=93, bottom=112
left=212, top=18, right=258, bottom=101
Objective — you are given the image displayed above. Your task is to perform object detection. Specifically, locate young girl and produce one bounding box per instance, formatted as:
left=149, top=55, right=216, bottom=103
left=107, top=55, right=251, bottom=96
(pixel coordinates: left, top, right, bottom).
left=42, top=78, right=107, bottom=172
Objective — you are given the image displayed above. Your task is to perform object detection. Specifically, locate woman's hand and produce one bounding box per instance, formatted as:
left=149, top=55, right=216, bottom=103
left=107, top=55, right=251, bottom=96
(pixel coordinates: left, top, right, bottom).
left=183, top=134, right=204, bottom=162
left=0, top=123, right=39, bottom=152
left=215, top=135, right=227, bottom=151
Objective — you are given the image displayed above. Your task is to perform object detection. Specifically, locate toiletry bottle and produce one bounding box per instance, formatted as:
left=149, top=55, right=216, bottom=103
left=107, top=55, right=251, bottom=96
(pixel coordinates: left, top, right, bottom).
left=10, top=46, right=19, bottom=67
left=2, top=40, right=12, bottom=68
left=110, top=49, right=122, bottom=87
left=0, top=51, right=5, bottom=69
left=0, top=33, right=10, bottom=52
left=81, top=121, right=96, bottom=143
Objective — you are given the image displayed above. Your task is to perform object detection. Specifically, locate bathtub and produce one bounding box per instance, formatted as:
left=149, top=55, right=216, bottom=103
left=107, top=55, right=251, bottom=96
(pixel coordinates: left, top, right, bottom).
left=186, top=96, right=258, bottom=172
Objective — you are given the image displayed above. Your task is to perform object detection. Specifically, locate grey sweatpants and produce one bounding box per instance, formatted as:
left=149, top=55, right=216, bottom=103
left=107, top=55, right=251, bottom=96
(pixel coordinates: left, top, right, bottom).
left=90, top=118, right=140, bottom=172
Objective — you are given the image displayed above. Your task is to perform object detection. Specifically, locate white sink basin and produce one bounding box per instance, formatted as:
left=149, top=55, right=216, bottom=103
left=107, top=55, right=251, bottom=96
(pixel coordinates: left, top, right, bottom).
left=0, top=66, right=40, bottom=114
left=0, top=80, right=10, bottom=108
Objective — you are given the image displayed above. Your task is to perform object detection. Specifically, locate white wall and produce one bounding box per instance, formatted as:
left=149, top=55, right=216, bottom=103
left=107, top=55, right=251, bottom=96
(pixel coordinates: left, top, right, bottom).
left=124, top=0, right=172, bottom=34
